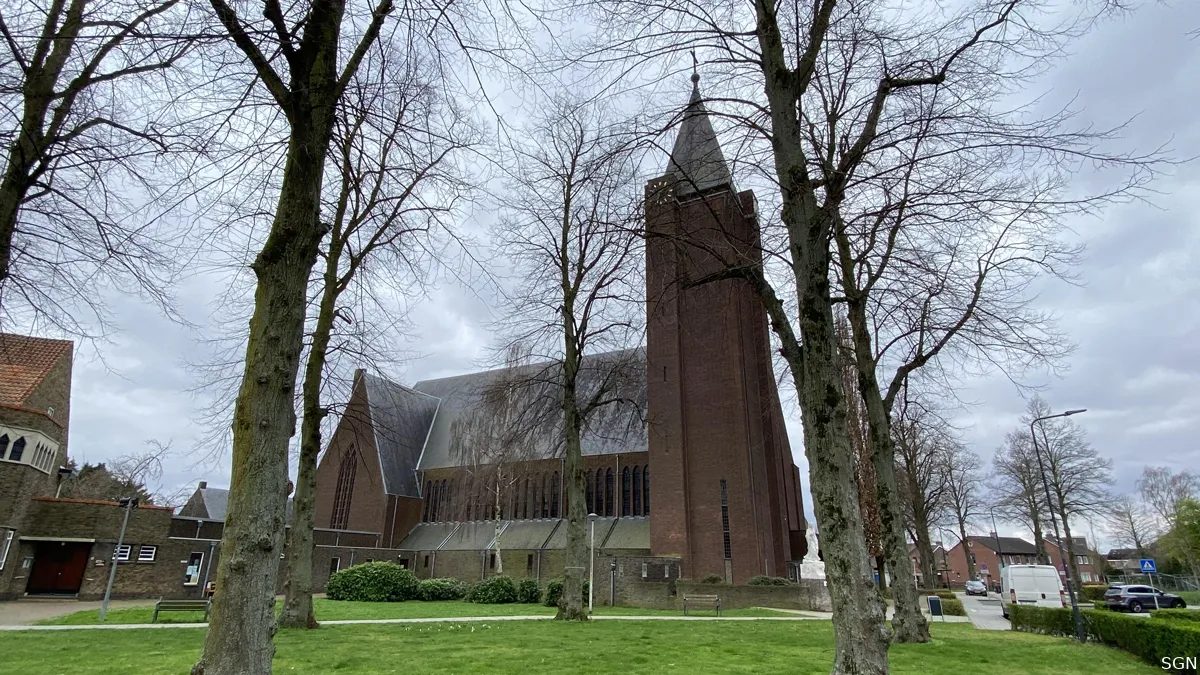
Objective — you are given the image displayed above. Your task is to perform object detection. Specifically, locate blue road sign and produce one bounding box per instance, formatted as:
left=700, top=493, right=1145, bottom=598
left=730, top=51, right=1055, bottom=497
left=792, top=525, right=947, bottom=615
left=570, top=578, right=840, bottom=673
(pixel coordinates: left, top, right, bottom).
left=1139, top=558, right=1157, bottom=574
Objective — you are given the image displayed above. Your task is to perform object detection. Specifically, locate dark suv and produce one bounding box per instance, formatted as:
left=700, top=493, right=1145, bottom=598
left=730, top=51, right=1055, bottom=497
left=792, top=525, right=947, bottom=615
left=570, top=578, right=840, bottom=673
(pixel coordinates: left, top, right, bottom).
left=1105, top=585, right=1187, bottom=612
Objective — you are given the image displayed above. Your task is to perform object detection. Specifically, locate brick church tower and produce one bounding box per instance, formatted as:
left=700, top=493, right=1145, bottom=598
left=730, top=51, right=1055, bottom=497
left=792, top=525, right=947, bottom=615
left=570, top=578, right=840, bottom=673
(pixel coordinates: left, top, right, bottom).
left=646, top=74, right=807, bottom=584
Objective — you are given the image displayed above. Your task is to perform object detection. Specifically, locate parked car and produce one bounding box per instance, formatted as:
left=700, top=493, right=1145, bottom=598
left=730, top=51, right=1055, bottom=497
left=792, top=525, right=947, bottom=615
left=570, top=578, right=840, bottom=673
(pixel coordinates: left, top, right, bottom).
left=1001, top=564, right=1065, bottom=619
left=1104, top=585, right=1187, bottom=612
left=965, top=580, right=988, bottom=596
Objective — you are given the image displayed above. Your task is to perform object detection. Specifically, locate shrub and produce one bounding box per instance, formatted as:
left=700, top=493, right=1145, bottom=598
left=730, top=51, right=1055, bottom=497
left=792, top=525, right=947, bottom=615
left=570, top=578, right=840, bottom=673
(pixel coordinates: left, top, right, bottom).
left=916, top=588, right=956, bottom=600
left=1087, top=609, right=1200, bottom=672
left=417, top=577, right=469, bottom=602
left=1081, top=584, right=1110, bottom=602
left=465, top=575, right=518, bottom=604
left=747, top=575, right=793, bottom=586
left=699, top=574, right=725, bottom=584
left=517, top=578, right=542, bottom=604
left=541, top=579, right=590, bottom=607
left=325, top=562, right=418, bottom=602
left=940, top=598, right=966, bottom=617
left=1152, top=609, right=1200, bottom=625
left=1009, top=604, right=1075, bottom=636
left=1011, top=604, right=1200, bottom=673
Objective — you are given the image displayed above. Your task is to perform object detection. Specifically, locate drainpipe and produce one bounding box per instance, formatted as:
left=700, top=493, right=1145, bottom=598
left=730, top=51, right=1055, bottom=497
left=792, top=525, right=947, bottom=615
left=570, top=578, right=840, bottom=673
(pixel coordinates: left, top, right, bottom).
left=200, top=541, right=216, bottom=596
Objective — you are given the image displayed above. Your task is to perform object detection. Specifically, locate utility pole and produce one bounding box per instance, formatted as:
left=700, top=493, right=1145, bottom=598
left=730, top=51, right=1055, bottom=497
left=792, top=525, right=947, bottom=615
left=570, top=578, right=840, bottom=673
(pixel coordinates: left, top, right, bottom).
left=100, top=497, right=138, bottom=621
left=1030, top=409, right=1086, bottom=642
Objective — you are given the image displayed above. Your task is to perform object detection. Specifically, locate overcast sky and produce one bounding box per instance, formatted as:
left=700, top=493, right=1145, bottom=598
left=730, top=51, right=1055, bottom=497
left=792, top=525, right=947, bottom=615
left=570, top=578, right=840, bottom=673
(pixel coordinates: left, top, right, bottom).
left=49, top=1, right=1200, bottom=551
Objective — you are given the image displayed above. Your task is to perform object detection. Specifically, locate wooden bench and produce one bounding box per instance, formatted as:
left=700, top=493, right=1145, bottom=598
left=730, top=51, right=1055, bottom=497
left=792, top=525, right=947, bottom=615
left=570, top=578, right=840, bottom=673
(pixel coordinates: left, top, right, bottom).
left=682, top=594, right=722, bottom=616
left=152, top=599, right=211, bottom=623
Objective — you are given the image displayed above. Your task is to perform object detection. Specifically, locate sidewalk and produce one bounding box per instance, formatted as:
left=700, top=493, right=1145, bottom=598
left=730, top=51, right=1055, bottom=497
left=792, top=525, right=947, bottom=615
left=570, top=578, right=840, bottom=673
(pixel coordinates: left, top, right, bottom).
left=0, top=599, right=154, bottom=626
left=0, top=613, right=837, bottom=632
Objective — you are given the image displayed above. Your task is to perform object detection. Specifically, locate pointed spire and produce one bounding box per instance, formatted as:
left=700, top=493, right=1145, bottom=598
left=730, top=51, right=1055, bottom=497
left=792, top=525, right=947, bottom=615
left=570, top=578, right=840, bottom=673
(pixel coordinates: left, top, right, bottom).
left=667, top=66, right=733, bottom=196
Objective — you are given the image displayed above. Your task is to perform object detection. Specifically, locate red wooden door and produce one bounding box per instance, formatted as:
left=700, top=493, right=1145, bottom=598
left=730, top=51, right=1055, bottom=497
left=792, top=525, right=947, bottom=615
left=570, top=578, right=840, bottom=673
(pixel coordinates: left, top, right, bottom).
left=26, top=542, right=92, bottom=595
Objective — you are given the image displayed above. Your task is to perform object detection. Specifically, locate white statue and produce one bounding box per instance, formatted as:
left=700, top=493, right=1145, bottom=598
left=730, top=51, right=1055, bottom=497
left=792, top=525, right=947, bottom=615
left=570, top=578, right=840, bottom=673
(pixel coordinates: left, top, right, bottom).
left=803, top=524, right=820, bottom=563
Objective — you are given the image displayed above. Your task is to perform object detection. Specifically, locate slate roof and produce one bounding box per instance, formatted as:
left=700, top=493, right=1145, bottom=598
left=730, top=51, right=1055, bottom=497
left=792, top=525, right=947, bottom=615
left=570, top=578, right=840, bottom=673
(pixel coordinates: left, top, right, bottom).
left=183, top=486, right=292, bottom=523
left=969, top=536, right=1038, bottom=555
left=666, top=74, right=733, bottom=196
left=0, top=332, right=72, bottom=409
left=410, top=348, right=647, bottom=471
left=394, top=517, right=653, bottom=553
left=361, top=373, right=438, bottom=498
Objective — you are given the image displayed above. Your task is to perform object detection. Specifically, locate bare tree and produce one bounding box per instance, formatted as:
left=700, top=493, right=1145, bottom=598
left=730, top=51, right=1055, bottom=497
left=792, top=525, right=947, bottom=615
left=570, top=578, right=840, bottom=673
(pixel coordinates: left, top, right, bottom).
left=191, top=0, right=401, bottom=670
left=0, top=0, right=196, bottom=333
left=447, top=347, right=552, bottom=574
left=1026, top=396, right=1113, bottom=590
left=1106, top=494, right=1152, bottom=557
left=837, top=316, right=884, bottom=577
left=891, top=395, right=950, bottom=589
left=278, top=38, right=476, bottom=630
left=60, top=440, right=176, bottom=504
left=565, top=0, right=1165, bottom=663
left=992, top=430, right=1051, bottom=564
left=943, top=442, right=982, bottom=581
left=493, top=99, right=644, bottom=621
left=1138, top=466, right=1200, bottom=577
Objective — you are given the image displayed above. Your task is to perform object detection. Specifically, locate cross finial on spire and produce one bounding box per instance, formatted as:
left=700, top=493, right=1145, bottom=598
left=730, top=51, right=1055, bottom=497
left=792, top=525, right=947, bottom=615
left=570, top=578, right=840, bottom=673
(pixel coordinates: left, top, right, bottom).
left=691, top=50, right=700, bottom=85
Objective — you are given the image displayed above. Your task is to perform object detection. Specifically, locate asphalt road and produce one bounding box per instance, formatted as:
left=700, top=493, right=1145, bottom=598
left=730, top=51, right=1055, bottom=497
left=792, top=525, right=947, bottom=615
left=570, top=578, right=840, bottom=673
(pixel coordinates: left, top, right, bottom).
left=956, top=591, right=1011, bottom=630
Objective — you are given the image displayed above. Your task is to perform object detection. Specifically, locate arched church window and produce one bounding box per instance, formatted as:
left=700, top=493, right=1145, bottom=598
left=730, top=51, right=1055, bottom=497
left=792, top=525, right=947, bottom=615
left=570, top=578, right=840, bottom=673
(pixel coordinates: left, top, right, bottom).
left=585, top=470, right=594, bottom=514
left=423, top=481, right=432, bottom=522
left=643, top=468, right=650, bottom=515
left=604, top=469, right=614, bottom=517
left=621, top=467, right=631, bottom=516
left=633, top=466, right=642, bottom=516
left=551, top=472, right=561, bottom=518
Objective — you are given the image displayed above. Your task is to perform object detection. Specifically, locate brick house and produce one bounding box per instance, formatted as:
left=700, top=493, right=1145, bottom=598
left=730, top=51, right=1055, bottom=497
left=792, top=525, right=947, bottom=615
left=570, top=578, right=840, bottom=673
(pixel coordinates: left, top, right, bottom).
left=942, top=534, right=1103, bottom=590
left=0, top=333, right=74, bottom=595
left=313, top=75, right=809, bottom=586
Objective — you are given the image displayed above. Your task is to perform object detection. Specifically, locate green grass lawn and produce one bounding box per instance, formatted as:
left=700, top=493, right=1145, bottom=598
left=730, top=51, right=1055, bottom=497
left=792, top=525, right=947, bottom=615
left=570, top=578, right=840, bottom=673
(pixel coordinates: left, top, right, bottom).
left=1, top=621, right=1158, bottom=674
left=39, top=599, right=785, bottom=625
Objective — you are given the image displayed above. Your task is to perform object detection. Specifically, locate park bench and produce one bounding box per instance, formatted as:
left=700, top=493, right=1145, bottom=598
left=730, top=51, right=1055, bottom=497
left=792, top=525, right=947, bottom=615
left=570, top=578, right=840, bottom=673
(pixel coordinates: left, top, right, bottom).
left=152, top=598, right=211, bottom=623
left=682, top=594, right=722, bottom=616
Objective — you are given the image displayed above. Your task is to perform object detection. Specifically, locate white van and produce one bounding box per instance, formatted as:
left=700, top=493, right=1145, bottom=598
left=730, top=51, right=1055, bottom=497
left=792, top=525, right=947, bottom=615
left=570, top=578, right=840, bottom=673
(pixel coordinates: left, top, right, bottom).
left=1000, top=564, right=1065, bottom=619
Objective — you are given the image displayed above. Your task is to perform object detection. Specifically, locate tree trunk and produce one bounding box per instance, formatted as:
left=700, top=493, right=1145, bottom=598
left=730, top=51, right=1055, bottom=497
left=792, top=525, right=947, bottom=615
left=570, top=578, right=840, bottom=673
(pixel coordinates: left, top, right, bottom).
left=192, top=124, right=333, bottom=674
left=556, top=348, right=587, bottom=620
left=494, top=484, right=504, bottom=575
left=957, top=518, right=975, bottom=581
left=1058, top=507, right=1082, bottom=592
left=912, top=504, right=940, bottom=583
left=778, top=209, right=890, bottom=673
left=1030, top=505, right=1048, bottom=565
left=278, top=241, right=342, bottom=630
left=845, top=304, right=929, bottom=643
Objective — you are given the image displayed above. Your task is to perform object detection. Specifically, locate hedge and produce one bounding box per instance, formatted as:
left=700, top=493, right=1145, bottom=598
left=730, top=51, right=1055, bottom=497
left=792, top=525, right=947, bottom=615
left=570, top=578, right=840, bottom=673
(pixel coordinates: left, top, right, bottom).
left=940, top=597, right=966, bottom=616
left=1010, top=604, right=1200, bottom=673
left=465, top=575, right=518, bottom=604
left=1081, top=584, right=1110, bottom=602
left=747, top=575, right=793, bottom=586
left=325, top=562, right=419, bottom=602
left=542, top=579, right=590, bottom=608
left=918, top=589, right=957, bottom=601
left=699, top=574, right=725, bottom=584
left=1152, top=609, right=1200, bottom=625
left=517, top=578, right=542, bottom=604
left=417, top=577, right=469, bottom=601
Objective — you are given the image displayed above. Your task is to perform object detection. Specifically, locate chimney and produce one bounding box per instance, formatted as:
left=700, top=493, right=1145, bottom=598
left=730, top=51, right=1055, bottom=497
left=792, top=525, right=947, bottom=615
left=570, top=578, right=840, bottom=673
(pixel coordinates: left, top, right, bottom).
left=198, top=481, right=207, bottom=490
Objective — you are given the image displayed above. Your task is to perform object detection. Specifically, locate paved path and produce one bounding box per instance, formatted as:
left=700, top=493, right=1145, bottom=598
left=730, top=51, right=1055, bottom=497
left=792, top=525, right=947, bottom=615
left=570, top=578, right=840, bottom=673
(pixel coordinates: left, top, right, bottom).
left=0, top=613, right=845, bottom=632
left=956, top=591, right=1011, bottom=631
left=0, top=599, right=153, bottom=626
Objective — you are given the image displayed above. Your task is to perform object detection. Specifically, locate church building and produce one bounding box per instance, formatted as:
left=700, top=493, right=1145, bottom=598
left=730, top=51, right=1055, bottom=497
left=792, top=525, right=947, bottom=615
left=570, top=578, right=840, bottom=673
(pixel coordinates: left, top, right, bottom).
left=313, top=75, right=808, bottom=585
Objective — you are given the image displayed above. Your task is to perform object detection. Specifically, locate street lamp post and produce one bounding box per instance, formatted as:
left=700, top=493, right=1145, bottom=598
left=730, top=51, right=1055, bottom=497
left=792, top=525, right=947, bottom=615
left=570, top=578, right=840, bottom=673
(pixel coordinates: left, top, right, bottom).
left=100, top=497, right=138, bottom=622
left=588, top=512, right=598, bottom=614
left=1030, top=408, right=1087, bottom=642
